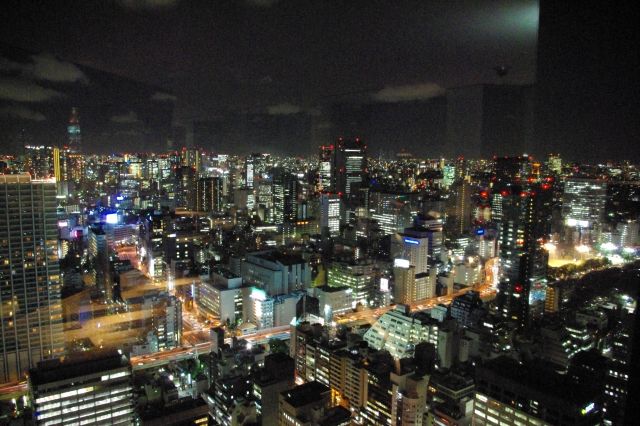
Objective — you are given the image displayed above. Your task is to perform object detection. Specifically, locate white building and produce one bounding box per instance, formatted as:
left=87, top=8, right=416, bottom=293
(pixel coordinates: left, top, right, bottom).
left=319, top=193, right=341, bottom=237
left=562, top=178, right=607, bottom=244
left=364, top=305, right=439, bottom=359
left=309, top=285, right=353, bottom=322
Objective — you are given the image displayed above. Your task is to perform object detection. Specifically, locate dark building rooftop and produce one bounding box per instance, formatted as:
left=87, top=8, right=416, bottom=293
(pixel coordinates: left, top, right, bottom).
left=250, top=250, right=306, bottom=266
left=316, top=285, right=350, bottom=293
left=29, top=349, right=129, bottom=386
left=212, top=266, right=241, bottom=279
left=476, top=356, right=602, bottom=417
left=318, top=406, right=351, bottom=425
left=281, top=381, right=330, bottom=408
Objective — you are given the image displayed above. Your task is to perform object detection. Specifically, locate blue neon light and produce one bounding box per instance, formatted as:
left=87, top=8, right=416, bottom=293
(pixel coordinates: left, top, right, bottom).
left=404, top=237, right=420, bottom=245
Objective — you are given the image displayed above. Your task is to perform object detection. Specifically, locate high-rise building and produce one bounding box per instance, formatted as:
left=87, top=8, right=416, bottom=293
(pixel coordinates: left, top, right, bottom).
left=327, top=260, right=376, bottom=307
left=29, top=350, right=134, bottom=425
left=451, top=291, right=484, bottom=328
left=473, top=357, right=602, bottom=425
left=66, top=153, right=83, bottom=184
left=332, top=137, right=367, bottom=198
left=451, top=180, right=473, bottom=235
left=0, top=174, right=64, bottom=383
left=67, top=107, right=81, bottom=153
left=319, top=193, right=342, bottom=237
left=547, top=153, right=562, bottom=175
left=272, top=168, right=300, bottom=225
left=181, top=147, right=202, bottom=174
left=561, top=178, right=607, bottom=244
left=492, top=157, right=552, bottom=329
left=318, top=144, right=335, bottom=192
left=396, top=230, right=430, bottom=275
left=176, top=165, right=197, bottom=210
left=393, top=263, right=417, bottom=305
left=253, top=353, right=295, bottom=426
left=196, top=177, right=223, bottom=212
left=442, top=163, right=456, bottom=189
left=24, top=145, right=54, bottom=179
left=369, top=191, right=413, bottom=235
left=245, top=154, right=259, bottom=189
left=142, top=294, right=183, bottom=351
left=52, top=147, right=62, bottom=182
left=390, top=371, right=429, bottom=425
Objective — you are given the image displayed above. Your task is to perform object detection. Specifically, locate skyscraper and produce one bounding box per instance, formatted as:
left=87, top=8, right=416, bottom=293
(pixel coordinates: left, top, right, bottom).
left=23, top=145, right=54, bottom=180
left=547, top=153, right=562, bottom=175
left=67, top=107, right=81, bottom=153
left=245, top=153, right=261, bottom=189
left=319, top=193, right=341, bottom=237
left=492, top=157, right=552, bottom=329
left=561, top=178, right=607, bottom=245
left=181, top=147, right=202, bottom=174
left=196, top=177, right=223, bottom=213
left=333, top=137, right=367, bottom=198
left=317, top=144, right=334, bottom=192
left=0, top=174, right=64, bottom=383
left=272, top=168, right=300, bottom=225
left=175, top=165, right=197, bottom=210
left=446, top=180, right=473, bottom=236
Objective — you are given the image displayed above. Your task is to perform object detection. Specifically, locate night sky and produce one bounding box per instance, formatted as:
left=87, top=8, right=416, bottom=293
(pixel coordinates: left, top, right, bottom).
left=0, top=1, right=637, bottom=160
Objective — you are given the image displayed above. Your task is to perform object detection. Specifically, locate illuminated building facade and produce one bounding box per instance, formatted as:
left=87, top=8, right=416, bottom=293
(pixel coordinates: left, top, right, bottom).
left=24, top=145, right=54, bottom=179
left=492, top=158, right=552, bottom=329
left=332, top=137, right=367, bottom=198
left=176, top=165, right=197, bottom=210
left=29, top=350, right=134, bottom=425
left=253, top=353, right=295, bottom=426
left=318, top=137, right=367, bottom=199
left=561, top=178, right=607, bottom=244
left=473, top=357, right=602, bottom=425
left=320, top=193, right=341, bottom=237
left=318, top=144, right=334, bottom=192
left=310, top=285, right=353, bottom=322
left=0, top=174, right=64, bottom=383
left=197, top=279, right=242, bottom=324
left=390, top=371, right=429, bottom=426
left=142, top=294, right=183, bottom=351
left=363, top=306, right=439, bottom=360
left=241, top=250, right=311, bottom=296
left=393, top=263, right=424, bottom=305
left=278, top=381, right=350, bottom=426
left=196, top=176, right=223, bottom=212
left=327, top=260, right=376, bottom=307
left=547, top=153, right=562, bottom=175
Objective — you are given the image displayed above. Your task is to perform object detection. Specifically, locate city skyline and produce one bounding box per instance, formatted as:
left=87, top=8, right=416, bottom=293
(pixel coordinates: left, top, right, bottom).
left=0, top=2, right=638, bottom=425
